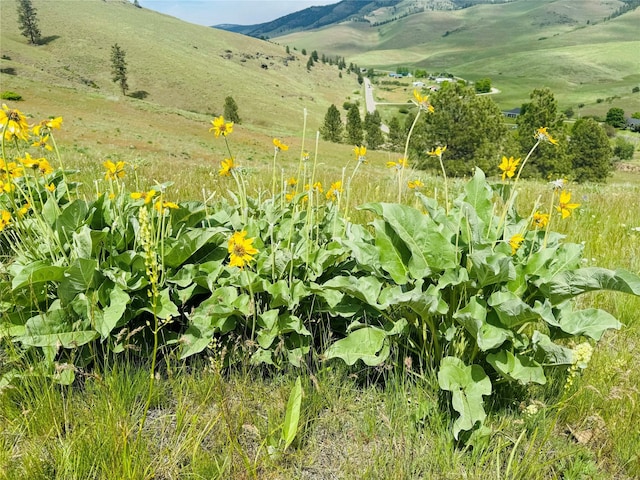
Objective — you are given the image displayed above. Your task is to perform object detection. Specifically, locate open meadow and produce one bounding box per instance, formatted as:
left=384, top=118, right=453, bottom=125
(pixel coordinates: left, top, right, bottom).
left=2, top=1, right=640, bottom=479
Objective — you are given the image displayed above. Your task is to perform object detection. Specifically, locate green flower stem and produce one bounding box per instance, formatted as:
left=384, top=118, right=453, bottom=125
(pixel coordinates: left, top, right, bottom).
left=399, top=108, right=422, bottom=203
left=271, top=149, right=279, bottom=198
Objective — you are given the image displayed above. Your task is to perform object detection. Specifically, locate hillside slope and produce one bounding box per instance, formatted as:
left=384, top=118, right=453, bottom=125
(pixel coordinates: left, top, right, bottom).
left=0, top=0, right=360, bottom=153
left=277, top=0, right=640, bottom=111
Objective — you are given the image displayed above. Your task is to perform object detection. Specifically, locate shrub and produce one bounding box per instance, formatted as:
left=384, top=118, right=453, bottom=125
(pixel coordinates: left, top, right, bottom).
left=1, top=91, right=23, bottom=101
left=613, top=138, right=635, bottom=161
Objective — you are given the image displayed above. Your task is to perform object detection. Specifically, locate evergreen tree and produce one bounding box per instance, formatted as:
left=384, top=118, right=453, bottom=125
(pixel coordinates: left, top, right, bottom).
left=412, top=83, right=511, bottom=176
left=569, top=118, right=613, bottom=182
left=345, top=104, right=363, bottom=145
left=16, top=0, right=41, bottom=45
left=515, top=87, right=570, bottom=178
left=311, top=50, right=319, bottom=62
left=110, top=43, right=129, bottom=96
left=605, top=107, right=625, bottom=128
left=223, top=96, right=241, bottom=123
left=285, top=45, right=290, bottom=54
left=364, top=111, right=384, bottom=150
left=387, top=116, right=405, bottom=151
left=320, top=104, right=343, bottom=143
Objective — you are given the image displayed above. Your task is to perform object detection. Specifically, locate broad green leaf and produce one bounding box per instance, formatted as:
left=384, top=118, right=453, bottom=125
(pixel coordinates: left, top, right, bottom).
left=469, top=250, right=515, bottom=287
left=558, top=308, right=621, bottom=340
left=322, top=275, right=383, bottom=309
left=438, top=357, right=492, bottom=439
left=487, top=351, right=546, bottom=385
left=488, top=291, right=538, bottom=328
left=12, top=262, right=65, bottom=290
left=324, top=327, right=389, bottom=366
left=257, top=312, right=311, bottom=350
left=372, top=218, right=410, bottom=284
left=538, top=267, right=640, bottom=304
left=71, top=225, right=94, bottom=259
left=463, top=168, right=493, bottom=224
left=453, top=297, right=511, bottom=351
left=163, top=228, right=226, bottom=268
left=362, top=202, right=457, bottom=277
left=55, top=199, right=89, bottom=237
left=58, top=258, right=98, bottom=304
left=97, top=286, right=130, bottom=339
left=531, top=331, right=574, bottom=365
left=282, top=376, right=302, bottom=451
left=17, top=330, right=98, bottom=348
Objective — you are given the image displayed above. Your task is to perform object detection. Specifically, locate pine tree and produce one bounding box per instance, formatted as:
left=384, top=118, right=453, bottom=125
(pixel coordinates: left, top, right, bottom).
left=387, top=116, right=405, bottom=151
left=320, top=104, right=343, bottom=143
left=110, top=43, right=129, bottom=96
left=306, top=56, right=314, bottom=71
left=364, top=111, right=384, bottom=150
left=16, top=0, right=41, bottom=45
left=223, top=96, right=241, bottom=123
left=345, top=105, right=363, bottom=145
left=569, top=118, right=613, bottom=182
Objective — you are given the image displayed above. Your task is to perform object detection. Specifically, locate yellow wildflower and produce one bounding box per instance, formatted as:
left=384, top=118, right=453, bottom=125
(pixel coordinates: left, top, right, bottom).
left=154, top=200, right=179, bottom=213
left=0, top=179, right=14, bottom=194
left=286, top=177, right=298, bottom=187
left=1, top=104, right=30, bottom=142
left=0, top=210, right=12, bottom=231
left=131, top=189, right=157, bottom=204
left=218, top=157, right=235, bottom=177
left=305, top=181, right=323, bottom=193
left=103, top=159, right=127, bottom=180
left=21, top=153, right=53, bottom=175
left=301, top=151, right=310, bottom=162
left=509, top=233, right=525, bottom=255
left=556, top=191, right=580, bottom=219
left=32, top=116, right=63, bottom=136
left=353, top=145, right=367, bottom=163
left=387, top=158, right=408, bottom=170
left=228, top=230, right=258, bottom=268
left=0, top=159, right=23, bottom=178
left=498, top=156, right=521, bottom=181
left=45, top=183, right=55, bottom=192
left=412, top=90, right=435, bottom=113
left=17, top=202, right=30, bottom=218
left=532, top=211, right=549, bottom=229
left=209, top=116, right=234, bottom=138
left=285, top=190, right=297, bottom=202
left=31, top=134, right=54, bottom=151
left=427, top=145, right=447, bottom=157
left=407, top=179, right=424, bottom=190
left=273, top=138, right=289, bottom=152
left=326, top=181, right=343, bottom=201
left=536, top=127, right=558, bottom=145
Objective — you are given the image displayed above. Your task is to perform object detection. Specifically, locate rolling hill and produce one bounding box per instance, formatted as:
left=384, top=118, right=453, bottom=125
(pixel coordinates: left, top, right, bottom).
left=275, top=0, right=640, bottom=113
left=0, top=0, right=362, bottom=182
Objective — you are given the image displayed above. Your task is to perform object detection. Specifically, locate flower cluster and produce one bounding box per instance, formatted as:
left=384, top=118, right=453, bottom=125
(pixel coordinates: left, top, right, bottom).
left=565, top=342, right=594, bottom=391
left=228, top=230, right=258, bottom=268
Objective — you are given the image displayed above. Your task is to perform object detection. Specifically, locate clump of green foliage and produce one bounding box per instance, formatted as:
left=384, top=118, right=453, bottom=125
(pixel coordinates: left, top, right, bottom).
left=1, top=102, right=639, bottom=441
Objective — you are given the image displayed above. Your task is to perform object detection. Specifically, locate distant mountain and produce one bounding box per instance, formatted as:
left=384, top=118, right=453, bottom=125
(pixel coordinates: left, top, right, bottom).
left=214, top=0, right=513, bottom=38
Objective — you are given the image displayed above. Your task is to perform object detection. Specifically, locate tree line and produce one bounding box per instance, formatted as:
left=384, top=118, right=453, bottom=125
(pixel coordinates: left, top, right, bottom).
left=321, top=85, right=623, bottom=182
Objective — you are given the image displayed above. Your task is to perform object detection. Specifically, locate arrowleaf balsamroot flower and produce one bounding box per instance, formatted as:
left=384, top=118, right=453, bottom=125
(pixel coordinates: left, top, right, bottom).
left=532, top=211, right=549, bottom=229
left=21, top=153, right=53, bottom=175
left=218, top=157, right=235, bottom=177
left=31, top=134, right=54, bottom=151
left=407, top=179, right=424, bottom=190
left=0, top=210, right=11, bottom=232
left=103, top=160, right=127, bottom=180
left=387, top=158, right=408, bottom=170
left=273, top=138, right=289, bottom=152
left=131, top=189, right=157, bottom=204
left=536, top=127, right=558, bottom=145
left=427, top=145, right=447, bottom=157
left=1, top=104, right=30, bottom=141
left=228, top=230, right=258, bottom=268
left=412, top=90, right=435, bottom=112
left=0, top=160, right=23, bottom=179
left=498, top=156, right=521, bottom=181
left=326, top=181, right=343, bottom=201
left=210, top=116, right=234, bottom=138
left=353, top=145, right=367, bottom=163
left=556, top=190, right=580, bottom=219
left=509, top=233, right=525, bottom=255
left=32, top=116, right=63, bottom=136
left=154, top=200, right=179, bottom=213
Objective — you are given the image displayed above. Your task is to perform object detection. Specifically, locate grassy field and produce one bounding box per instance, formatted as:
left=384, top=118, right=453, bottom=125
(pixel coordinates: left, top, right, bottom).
left=2, top=1, right=640, bottom=479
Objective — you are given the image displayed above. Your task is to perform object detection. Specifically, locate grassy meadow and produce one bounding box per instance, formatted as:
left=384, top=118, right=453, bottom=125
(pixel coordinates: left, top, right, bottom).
left=2, top=1, right=640, bottom=479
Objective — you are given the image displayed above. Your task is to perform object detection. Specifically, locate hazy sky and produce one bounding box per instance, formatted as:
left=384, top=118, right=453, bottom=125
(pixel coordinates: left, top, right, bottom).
left=140, top=1, right=338, bottom=26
